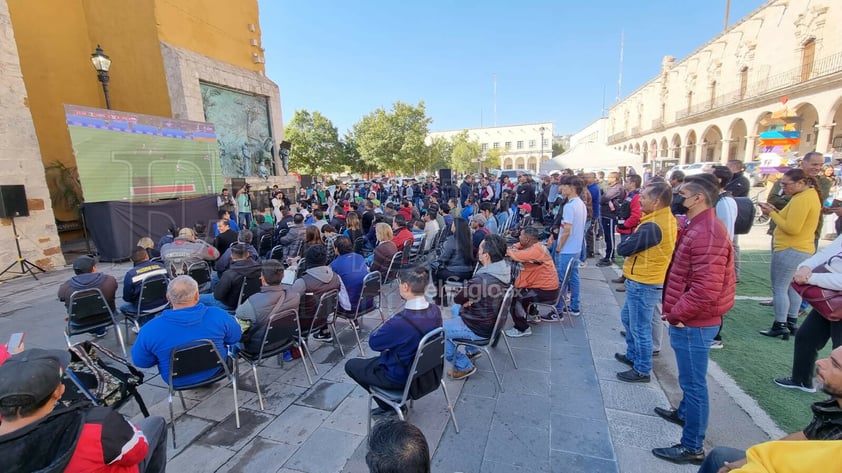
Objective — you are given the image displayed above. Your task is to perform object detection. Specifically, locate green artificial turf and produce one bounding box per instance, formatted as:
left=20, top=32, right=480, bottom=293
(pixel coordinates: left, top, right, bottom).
left=711, top=250, right=831, bottom=434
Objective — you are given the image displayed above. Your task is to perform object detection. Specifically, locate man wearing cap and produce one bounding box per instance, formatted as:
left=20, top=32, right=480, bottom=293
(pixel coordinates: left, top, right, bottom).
left=160, top=227, right=220, bottom=276
left=546, top=176, right=587, bottom=320
left=470, top=214, right=490, bottom=254
left=132, top=276, right=241, bottom=388
left=509, top=203, right=534, bottom=239
left=58, top=255, right=118, bottom=338
left=0, top=349, right=168, bottom=472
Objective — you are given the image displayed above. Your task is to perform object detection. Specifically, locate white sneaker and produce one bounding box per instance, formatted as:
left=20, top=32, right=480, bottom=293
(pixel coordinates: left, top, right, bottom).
left=578, top=261, right=587, bottom=268
left=504, top=327, right=532, bottom=338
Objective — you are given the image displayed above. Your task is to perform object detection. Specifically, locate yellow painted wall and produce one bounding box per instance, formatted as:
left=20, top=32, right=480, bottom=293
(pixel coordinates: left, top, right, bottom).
left=7, top=0, right=173, bottom=220
left=154, top=0, right=265, bottom=73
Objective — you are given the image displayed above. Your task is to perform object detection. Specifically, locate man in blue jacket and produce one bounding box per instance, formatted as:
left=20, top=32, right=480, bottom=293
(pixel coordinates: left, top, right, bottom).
left=344, top=265, right=442, bottom=415
left=330, top=236, right=372, bottom=315
left=120, top=246, right=169, bottom=316
left=132, top=276, right=241, bottom=388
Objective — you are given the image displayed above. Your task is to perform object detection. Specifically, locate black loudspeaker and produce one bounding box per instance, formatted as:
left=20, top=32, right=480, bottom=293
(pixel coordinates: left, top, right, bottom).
left=439, top=169, right=452, bottom=187
left=0, top=185, right=28, bottom=218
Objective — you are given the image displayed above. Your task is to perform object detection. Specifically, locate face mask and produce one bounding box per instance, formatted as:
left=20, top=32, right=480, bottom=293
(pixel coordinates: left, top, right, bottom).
left=674, top=195, right=689, bottom=215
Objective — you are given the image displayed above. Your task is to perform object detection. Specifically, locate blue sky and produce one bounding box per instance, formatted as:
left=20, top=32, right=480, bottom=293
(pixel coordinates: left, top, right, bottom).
left=260, top=1, right=766, bottom=136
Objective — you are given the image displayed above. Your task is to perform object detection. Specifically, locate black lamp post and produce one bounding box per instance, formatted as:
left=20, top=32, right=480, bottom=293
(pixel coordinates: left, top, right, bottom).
left=90, top=44, right=112, bottom=109
left=539, top=126, right=546, bottom=171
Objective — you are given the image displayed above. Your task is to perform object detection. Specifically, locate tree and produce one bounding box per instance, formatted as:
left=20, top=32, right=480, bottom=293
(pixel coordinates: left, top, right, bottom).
left=552, top=141, right=566, bottom=156
left=450, top=130, right=481, bottom=174
left=353, top=101, right=432, bottom=174
left=283, top=110, right=343, bottom=176
left=420, top=136, right=452, bottom=174
left=482, top=147, right=503, bottom=171
left=341, top=131, right=377, bottom=177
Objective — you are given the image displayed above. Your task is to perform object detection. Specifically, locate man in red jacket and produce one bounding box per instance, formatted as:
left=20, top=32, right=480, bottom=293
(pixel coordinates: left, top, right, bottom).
left=651, top=177, right=735, bottom=465
left=0, top=349, right=167, bottom=472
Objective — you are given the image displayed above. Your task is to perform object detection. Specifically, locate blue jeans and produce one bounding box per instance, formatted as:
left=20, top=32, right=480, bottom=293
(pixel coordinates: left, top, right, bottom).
left=198, top=293, right=233, bottom=311
left=554, top=252, right=579, bottom=312
left=771, top=248, right=810, bottom=323
left=444, top=305, right=482, bottom=371
left=619, top=280, right=662, bottom=375
left=670, top=324, right=719, bottom=451
left=579, top=219, right=591, bottom=262
left=239, top=212, right=252, bottom=229
left=697, top=447, right=745, bottom=473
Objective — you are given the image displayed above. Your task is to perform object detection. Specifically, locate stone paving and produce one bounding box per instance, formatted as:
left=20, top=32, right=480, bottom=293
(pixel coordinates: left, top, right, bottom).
left=0, top=256, right=770, bottom=472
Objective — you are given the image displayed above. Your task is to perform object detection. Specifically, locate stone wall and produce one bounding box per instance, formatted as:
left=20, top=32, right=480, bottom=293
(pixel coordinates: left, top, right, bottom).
left=0, top=0, right=65, bottom=280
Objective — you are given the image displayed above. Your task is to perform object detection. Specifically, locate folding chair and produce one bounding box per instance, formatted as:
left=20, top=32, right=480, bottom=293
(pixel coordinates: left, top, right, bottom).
left=332, top=271, right=384, bottom=356
left=353, top=236, right=367, bottom=257
left=235, top=308, right=302, bottom=410
left=121, top=275, right=170, bottom=337
left=367, top=327, right=459, bottom=435
left=296, top=289, right=340, bottom=380
left=65, top=288, right=127, bottom=358
left=268, top=245, right=284, bottom=262
left=168, top=339, right=239, bottom=448
left=258, top=233, right=274, bottom=260
left=452, top=286, right=517, bottom=393
left=187, top=261, right=212, bottom=293
left=236, top=275, right=262, bottom=309
left=528, top=258, right=576, bottom=340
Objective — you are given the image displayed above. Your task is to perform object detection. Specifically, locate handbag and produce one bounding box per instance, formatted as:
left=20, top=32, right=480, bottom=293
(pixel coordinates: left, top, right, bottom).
left=790, top=255, right=842, bottom=322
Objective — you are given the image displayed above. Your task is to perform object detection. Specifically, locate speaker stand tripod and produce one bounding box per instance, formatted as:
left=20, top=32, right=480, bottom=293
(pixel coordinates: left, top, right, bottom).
left=1, top=217, right=46, bottom=280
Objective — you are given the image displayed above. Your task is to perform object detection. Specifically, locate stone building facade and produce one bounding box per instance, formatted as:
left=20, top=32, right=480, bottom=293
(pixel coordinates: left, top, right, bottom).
left=0, top=0, right=65, bottom=279
left=429, top=122, right=554, bottom=172
left=607, top=0, right=842, bottom=169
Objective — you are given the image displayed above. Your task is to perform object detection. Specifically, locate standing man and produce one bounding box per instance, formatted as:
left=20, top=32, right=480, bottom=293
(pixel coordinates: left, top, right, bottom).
left=597, top=172, right=626, bottom=267
left=547, top=176, right=586, bottom=319
left=217, top=187, right=236, bottom=213
left=460, top=175, right=474, bottom=208
left=724, top=160, right=751, bottom=198
left=584, top=173, right=601, bottom=259
left=651, top=177, right=735, bottom=465
left=236, top=184, right=253, bottom=229
left=614, top=183, right=676, bottom=383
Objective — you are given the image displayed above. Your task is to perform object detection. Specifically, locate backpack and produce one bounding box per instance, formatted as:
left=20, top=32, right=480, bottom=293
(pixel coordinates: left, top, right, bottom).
left=717, top=193, right=755, bottom=235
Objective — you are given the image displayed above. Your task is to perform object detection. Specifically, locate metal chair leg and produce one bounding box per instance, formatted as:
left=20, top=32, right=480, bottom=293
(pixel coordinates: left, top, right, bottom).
left=352, top=319, right=366, bottom=356
left=178, top=391, right=186, bottom=410
left=440, top=380, right=460, bottom=433
left=555, top=307, right=568, bottom=341
left=169, top=392, right=177, bottom=449
left=483, top=347, right=504, bottom=393
left=298, top=339, right=315, bottom=384
left=112, top=320, right=128, bottom=358
left=231, top=372, right=240, bottom=428
left=331, top=323, right=346, bottom=357
left=252, top=363, right=264, bottom=411
left=367, top=395, right=374, bottom=436
left=502, top=332, right=518, bottom=369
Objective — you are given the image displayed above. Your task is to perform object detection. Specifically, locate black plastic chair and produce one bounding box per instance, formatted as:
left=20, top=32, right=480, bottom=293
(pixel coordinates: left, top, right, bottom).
left=258, top=233, right=274, bottom=260
left=121, top=275, right=170, bottom=337
left=452, top=286, right=517, bottom=393
left=168, top=339, right=239, bottom=448
left=235, top=309, right=303, bottom=410
left=297, top=289, right=340, bottom=381
left=367, top=327, right=459, bottom=435
left=332, top=271, right=384, bottom=356
left=353, top=236, right=367, bottom=256
left=187, top=261, right=212, bottom=293
left=236, top=275, right=262, bottom=309
left=65, top=288, right=127, bottom=358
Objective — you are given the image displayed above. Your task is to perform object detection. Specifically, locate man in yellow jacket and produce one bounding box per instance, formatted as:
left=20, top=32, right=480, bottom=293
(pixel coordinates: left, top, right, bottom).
left=614, top=182, right=677, bottom=383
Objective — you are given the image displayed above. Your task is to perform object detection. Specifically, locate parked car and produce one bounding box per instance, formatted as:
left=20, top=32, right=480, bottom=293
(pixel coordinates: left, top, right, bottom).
left=743, top=161, right=765, bottom=187
left=683, top=161, right=718, bottom=176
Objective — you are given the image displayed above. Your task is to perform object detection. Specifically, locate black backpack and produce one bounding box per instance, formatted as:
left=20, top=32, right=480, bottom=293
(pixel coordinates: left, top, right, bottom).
left=717, top=193, right=755, bottom=235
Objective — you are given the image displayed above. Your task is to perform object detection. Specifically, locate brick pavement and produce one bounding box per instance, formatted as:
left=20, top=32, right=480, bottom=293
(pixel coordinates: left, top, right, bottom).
left=0, top=257, right=767, bottom=472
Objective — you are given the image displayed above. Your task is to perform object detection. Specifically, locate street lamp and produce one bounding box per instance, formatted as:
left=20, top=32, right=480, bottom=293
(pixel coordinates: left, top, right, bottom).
left=90, top=44, right=112, bottom=109
left=539, top=126, right=546, bottom=172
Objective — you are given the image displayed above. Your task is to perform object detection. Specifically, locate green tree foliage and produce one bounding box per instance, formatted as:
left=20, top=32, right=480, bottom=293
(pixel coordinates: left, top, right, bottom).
left=419, top=136, right=452, bottom=174
left=341, top=131, right=378, bottom=177
left=450, top=130, right=481, bottom=174
left=483, top=147, right=503, bottom=171
left=284, top=110, right=343, bottom=176
left=552, top=142, right=566, bottom=156
left=352, top=101, right=431, bottom=175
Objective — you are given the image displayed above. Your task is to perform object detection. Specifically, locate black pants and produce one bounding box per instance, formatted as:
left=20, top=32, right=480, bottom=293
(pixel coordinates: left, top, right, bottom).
left=432, top=267, right=473, bottom=303
left=512, top=287, right=560, bottom=331
left=585, top=221, right=597, bottom=257
left=600, top=217, right=617, bottom=260
left=791, top=309, right=842, bottom=385
left=345, top=357, right=405, bottom=410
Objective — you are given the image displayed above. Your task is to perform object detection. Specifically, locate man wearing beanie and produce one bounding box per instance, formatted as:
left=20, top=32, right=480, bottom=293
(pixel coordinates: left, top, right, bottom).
left=0, top=349, right=167, bottom=472
left=58, top=255, right=118, bottom=338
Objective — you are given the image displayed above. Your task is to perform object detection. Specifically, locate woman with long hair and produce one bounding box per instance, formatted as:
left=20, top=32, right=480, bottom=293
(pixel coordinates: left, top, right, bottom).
left=432, top=217, right=476, bottom=304
left=758, top=168, right=822, bottom=339
left=343, top=212, right=364, bottom=252
left=369, top=223, right=397, bottom=274
left=303, top=225, right=324, bottom=254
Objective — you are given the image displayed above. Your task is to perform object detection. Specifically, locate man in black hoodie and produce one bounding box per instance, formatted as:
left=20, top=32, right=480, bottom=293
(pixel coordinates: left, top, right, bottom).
left=58, top=255, right=119, bottom=337
left=199, top=244, right=261, bottom=310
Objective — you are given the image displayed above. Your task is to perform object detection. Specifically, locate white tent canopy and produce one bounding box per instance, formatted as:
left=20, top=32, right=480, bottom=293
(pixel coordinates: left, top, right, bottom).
left=541, top=142, right=643, bottom=174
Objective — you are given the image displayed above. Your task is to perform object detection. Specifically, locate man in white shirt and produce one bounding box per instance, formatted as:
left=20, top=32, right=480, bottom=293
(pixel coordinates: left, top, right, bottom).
left=547, top=175, right=587, bottom=319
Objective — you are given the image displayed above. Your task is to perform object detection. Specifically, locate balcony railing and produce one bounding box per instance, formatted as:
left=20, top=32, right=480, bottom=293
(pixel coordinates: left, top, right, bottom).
left=608, top=132, right=626, bottom=144
left=674, top=50, right=842, bottom=122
